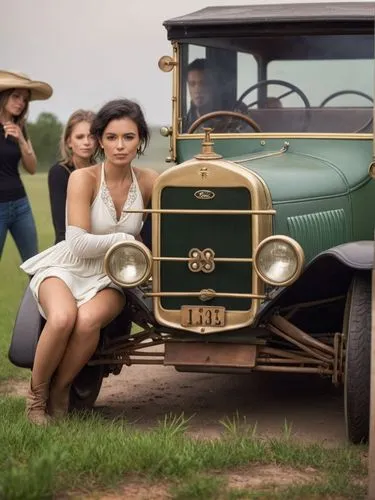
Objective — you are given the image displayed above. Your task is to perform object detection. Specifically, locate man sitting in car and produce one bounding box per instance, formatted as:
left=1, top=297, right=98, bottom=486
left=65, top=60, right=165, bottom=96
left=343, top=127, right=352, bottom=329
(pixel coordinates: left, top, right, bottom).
left=183, top=58, right=268, bottom=133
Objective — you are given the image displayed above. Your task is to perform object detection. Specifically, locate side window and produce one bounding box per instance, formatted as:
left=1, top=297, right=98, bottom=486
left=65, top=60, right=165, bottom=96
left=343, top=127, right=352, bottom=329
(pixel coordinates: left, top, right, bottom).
left=188, top=45, right=206, bottom=63
left=268, top=60, right=373, bottom=108
left=180, top=45, right=207, bottom=132
left=237, top=52, right=258, bottom=104
left=181, top=45, right=258, bottom=133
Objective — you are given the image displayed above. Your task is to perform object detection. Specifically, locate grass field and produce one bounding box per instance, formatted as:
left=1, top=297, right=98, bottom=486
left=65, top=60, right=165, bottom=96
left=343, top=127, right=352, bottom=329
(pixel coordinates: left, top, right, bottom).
left=0, top=156, right=370, bottom=499
left=0, top=173, right=54, bottom=381
left=0, top=400, right=368, bottom=499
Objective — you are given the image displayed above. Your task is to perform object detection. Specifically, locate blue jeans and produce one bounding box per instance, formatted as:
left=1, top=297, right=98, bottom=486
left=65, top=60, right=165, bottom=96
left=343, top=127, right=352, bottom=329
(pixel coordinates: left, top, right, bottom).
left=0, top=197, right=38, bottom=262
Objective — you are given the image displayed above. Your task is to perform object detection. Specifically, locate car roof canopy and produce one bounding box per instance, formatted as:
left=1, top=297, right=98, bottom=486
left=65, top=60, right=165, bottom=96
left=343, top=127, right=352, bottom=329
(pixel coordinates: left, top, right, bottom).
left=164, top=2, right=375, bottom=39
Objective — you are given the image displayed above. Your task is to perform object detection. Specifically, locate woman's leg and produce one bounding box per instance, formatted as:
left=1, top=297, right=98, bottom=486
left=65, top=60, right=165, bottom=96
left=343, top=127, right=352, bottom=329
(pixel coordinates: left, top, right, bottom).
left=49, top=288, right=125, bottom=416
left=26, top=277, right=77, bottom=425
left=9, top=197, right=38, bottom=262
left=32, top=277, right=78, bottom=386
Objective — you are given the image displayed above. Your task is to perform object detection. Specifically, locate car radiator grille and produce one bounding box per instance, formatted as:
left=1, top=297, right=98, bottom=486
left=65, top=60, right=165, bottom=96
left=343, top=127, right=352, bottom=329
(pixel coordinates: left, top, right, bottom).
left=159, top=186, right=252, bottom=311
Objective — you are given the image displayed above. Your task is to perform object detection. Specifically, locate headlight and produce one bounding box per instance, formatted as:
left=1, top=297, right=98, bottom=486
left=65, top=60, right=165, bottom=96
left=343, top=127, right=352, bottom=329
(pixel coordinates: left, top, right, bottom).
left=104, top=240, right=152, bottom=288
left=254, top=236, right=304, bottom=286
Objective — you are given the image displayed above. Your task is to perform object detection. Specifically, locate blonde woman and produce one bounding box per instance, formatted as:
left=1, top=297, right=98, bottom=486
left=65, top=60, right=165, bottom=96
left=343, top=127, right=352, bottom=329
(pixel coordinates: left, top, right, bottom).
left=48, top=110, right=96, bottom=243
left=0, top=70, right=52, bottom=261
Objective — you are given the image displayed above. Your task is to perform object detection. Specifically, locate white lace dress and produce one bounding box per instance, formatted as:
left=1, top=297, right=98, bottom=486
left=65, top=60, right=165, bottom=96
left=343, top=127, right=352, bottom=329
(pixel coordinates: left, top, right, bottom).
left=21, top=164, right=144, bottom=318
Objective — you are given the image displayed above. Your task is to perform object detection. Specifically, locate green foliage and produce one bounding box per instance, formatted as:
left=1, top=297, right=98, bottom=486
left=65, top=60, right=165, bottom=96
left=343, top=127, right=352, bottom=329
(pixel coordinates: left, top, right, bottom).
left=171, top=475, right=226, bottom=500
left=27, top=112, right=63, bottom=172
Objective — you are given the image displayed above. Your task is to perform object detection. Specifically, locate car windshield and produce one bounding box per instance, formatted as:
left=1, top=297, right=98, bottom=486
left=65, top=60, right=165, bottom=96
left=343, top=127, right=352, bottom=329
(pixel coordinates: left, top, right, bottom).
left=180, top=33, right=374, bottom=134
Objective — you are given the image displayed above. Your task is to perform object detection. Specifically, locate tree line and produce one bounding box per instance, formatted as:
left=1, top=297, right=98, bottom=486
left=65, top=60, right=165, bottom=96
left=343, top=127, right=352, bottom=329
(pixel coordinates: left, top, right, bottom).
left=27, top=112, right=63, bottom=172
left=26, top=113, right=168, bottom=173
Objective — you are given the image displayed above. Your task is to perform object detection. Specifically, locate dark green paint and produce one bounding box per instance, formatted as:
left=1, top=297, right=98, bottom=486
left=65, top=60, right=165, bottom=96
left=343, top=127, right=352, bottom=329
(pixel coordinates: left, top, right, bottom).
left=287, top=209, right=348, bottom=262
left=160, top=187, right=252, bottom=310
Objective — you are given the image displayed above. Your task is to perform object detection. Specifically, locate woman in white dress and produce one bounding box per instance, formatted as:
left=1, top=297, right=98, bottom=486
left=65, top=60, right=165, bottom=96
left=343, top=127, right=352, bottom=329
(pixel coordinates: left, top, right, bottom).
left=20, top=99, right=159, bottom=425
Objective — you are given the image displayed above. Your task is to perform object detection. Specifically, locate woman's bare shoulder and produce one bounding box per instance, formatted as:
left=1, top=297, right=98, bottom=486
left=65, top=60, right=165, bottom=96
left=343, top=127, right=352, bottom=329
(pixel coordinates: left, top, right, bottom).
left=69, top=164, right=101, bottom=184
left=67, top=165, right=101, bottom=201
left=133, top=166, right=160, bottom=184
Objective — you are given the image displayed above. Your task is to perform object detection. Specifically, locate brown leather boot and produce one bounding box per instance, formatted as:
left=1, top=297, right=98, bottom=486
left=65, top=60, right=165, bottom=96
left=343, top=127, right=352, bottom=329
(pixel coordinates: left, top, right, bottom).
left=26, top=380, right=50, bottom=426
left=48, top=383, right=70, bottom=420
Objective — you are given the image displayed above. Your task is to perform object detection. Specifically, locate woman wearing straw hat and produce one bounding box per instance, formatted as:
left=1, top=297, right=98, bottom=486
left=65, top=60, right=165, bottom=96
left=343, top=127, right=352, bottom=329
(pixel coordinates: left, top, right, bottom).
left=0, top=70, right=53, bottom=261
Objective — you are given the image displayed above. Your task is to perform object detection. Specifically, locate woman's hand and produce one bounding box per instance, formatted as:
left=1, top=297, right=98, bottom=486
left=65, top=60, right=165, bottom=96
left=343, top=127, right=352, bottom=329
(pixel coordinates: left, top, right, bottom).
left=3, top=122, right=25, bottom=143
left=3, top=122, right=37, bottom=174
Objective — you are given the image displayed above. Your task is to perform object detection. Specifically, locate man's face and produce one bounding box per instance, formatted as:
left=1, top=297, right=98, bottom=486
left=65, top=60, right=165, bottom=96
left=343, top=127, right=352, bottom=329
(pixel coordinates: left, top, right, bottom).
left=187, top=69, right=212, bottom=109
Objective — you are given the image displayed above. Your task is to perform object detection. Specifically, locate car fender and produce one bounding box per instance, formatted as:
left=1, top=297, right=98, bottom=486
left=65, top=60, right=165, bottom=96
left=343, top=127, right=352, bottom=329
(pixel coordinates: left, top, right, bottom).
left=319, top=241, right=373, bottom=270
left=8, top=285, right=43, bottom=369
left=257, top=240, right=373, bottom=321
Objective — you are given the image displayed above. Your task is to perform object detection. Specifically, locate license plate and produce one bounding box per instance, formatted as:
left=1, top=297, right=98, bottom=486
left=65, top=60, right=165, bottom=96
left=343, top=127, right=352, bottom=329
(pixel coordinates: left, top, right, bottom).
left=181, top=306, right=225, bottom=327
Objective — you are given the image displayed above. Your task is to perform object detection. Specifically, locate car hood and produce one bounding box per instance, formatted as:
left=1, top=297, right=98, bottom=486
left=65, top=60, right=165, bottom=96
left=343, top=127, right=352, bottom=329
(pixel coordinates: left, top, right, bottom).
left=231, top=150, right=350, bottom=203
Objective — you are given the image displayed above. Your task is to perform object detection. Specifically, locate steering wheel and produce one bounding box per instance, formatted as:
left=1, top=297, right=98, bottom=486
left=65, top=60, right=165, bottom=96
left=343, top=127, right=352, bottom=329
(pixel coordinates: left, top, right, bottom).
left=320, top=90, right=373, bottom=133
left=187, top=110, right=262, bottom=134
left=237, top=79, right=311, bottom=109
left=320, top=90, right=373, bottom=107
left=236, top=79, right=311, bottom=132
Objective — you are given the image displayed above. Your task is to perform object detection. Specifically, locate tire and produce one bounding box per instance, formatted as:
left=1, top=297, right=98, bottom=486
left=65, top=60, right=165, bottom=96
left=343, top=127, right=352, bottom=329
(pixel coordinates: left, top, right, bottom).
left=69, top=365, right=104, bottom=411
left=344, top=272, right=371, bottom=444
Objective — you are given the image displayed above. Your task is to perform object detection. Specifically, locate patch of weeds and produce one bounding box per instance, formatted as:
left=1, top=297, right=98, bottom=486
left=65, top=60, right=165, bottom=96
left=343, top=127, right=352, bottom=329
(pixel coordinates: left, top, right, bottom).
left=256, top=473, right=366, bottom=499
left=158, top=412, right=192, bottom=438
left=225, top=489, right=251, bottom=500
left=171, top=475, right=226, bottom=500
left=281, top=419, right=293, bottom=440
left=220, top=411, right=258, bottom=440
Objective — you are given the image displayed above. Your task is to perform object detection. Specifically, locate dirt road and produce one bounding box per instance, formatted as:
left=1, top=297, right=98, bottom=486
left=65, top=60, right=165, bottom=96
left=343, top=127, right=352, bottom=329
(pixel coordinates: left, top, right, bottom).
left=96, top=363, right=345, bottom=443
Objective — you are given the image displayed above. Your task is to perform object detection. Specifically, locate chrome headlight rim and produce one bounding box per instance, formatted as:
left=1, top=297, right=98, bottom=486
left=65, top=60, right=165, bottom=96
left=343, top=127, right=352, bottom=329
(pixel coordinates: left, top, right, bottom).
left=253, top=235, right=304, bottom=287
left=104, top=240, right=152, bottom=288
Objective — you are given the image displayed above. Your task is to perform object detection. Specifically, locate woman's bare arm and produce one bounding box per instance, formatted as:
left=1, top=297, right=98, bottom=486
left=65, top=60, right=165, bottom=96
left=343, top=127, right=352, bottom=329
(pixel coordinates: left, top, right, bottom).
left=66, top=167, right=95, bottom=230
left=20, top=138, right=37, bottom=174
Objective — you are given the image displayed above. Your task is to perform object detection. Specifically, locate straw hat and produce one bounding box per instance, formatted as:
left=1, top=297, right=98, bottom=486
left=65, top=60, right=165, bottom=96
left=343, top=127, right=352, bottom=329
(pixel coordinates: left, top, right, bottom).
left=0, top=70, right=53, bottom=101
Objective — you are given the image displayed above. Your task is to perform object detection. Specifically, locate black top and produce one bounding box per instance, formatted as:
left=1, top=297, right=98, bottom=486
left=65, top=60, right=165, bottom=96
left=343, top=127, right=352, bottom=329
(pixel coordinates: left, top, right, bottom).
left=48, top=162, right=74, bottom=244
left=0, top=124, right=26, bottom=202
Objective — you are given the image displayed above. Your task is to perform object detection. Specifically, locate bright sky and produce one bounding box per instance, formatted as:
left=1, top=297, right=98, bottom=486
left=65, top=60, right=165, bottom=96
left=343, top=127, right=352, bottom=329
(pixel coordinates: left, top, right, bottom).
left=2, top=0, right=374, bottom=125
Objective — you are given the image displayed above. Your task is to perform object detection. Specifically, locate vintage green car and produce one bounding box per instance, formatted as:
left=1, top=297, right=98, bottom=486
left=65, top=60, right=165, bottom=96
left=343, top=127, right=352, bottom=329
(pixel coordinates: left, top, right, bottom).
left=9, top=2, right=375, bottom=444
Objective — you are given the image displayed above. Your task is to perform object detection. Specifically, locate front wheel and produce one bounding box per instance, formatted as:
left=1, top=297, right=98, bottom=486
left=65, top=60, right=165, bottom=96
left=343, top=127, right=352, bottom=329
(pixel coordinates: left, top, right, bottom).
left=69, top=365, right=104, bottom=411
left=344, top=272, right=371, bottom=444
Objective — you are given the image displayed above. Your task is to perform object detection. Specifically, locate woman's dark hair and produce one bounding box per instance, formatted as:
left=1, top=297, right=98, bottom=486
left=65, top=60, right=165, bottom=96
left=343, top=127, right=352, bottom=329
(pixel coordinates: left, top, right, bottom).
left=0, top=88, right=30, bottom=126
left=91, top=99, right=150, bottom=158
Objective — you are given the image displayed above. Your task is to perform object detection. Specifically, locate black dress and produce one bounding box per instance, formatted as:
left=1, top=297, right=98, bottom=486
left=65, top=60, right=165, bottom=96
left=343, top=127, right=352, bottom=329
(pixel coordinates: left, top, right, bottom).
left=0, top=124, right=26, bottom=202
left=48, top=163, right=74, bottom=244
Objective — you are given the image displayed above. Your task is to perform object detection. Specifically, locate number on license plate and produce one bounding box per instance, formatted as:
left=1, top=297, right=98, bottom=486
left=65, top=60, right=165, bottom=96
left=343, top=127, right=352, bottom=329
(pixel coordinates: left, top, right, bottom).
left=181, top=306, right=225, bottom=327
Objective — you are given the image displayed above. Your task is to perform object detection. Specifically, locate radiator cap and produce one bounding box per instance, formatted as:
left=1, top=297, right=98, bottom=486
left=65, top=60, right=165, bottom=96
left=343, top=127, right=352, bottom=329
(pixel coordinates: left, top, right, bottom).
left=194, top=128, right=223, bottom=160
